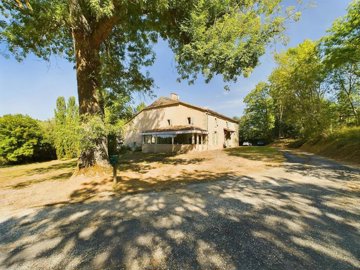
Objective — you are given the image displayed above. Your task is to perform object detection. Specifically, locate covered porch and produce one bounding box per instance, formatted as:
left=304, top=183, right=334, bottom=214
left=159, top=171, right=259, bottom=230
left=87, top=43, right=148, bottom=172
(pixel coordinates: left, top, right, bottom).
left=141, top=126, right=208, bottom=153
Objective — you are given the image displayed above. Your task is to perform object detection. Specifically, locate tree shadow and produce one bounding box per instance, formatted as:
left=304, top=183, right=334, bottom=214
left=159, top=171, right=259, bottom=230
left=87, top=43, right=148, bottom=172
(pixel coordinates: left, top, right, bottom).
left=0, top=167, right=359, bottom=269
left=118, top=152, right=206, bottom=174
left=27, top=160, right=77, bottom=176
left=282, top=150, right=360, bottom=183
left=10, top=172, right=73, bottom=189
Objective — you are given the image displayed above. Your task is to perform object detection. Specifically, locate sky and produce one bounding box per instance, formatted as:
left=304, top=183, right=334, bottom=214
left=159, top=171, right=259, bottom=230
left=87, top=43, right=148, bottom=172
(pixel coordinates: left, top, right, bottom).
left=0, top=0, right=353, bottom=121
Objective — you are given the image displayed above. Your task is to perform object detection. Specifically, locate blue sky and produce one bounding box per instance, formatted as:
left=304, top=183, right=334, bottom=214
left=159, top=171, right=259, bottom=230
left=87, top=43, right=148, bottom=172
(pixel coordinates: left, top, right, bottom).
left=0, top=0, right=352, bottom=120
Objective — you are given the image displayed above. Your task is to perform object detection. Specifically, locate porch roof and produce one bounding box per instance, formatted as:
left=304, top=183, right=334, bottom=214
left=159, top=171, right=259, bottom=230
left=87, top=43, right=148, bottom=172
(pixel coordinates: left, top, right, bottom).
left=141, top=125, right=208, bottom=136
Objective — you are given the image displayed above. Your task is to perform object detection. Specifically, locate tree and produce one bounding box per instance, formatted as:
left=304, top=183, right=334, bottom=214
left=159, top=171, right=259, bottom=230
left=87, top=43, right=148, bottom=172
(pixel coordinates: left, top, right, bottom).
left=321, top=0, right=360, bottom=126
left=0, top=0, right=299, bottom=168
left=134, top=102, right=146, bottom=114
left=324, top=63, right=360, bottom=126
left=0, top=114, right=55, bottom=164
left=269, top=40, right=330, bottom=138
left=65, top=96, right=81, bottom=157
left=322, top=0, right=360, bottom=68
left=239, top=82, right=274, bottom=141
left=54, top=96, right=80, bottom=159
left=54, top=97, right=67, bottom=158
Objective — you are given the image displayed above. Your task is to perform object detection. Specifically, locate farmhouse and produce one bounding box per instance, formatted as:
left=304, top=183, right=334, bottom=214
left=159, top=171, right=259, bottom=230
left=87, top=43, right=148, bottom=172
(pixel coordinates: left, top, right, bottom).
left=123, top=93, right=239, bottom=153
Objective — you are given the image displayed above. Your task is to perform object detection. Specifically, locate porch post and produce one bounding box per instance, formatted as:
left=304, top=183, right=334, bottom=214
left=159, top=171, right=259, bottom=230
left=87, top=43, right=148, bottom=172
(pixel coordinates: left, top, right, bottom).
left=171, top=136, right=174, bottom=153
left=192, top=134, right=195, bottom=144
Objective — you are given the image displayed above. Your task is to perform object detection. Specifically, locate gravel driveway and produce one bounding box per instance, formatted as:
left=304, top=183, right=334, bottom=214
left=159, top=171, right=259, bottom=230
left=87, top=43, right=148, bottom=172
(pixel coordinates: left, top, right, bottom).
left=0, top=150, right=359, bottom=269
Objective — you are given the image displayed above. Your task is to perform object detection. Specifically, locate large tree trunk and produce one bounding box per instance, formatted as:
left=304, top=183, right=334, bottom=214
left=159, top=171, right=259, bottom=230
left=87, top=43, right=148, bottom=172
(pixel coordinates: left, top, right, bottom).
left=73, top=32, right=109, bottom=168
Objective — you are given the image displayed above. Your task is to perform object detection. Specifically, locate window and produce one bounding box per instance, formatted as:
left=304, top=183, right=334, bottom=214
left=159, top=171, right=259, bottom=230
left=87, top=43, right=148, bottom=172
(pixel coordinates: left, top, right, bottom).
left=143, top=135, right=154, bottom=144
left=213, top=131, right=218, bottom=145
left=167, top=119, right=172, bottom=126
left=187, top=117, right=193, bottom=125
left=157, top=136, right=172, bottom=144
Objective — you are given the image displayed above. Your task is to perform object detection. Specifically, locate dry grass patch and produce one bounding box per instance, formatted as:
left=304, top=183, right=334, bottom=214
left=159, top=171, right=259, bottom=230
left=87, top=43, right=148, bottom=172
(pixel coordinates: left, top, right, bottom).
left=114, top=149, right=272, bottom=194
left=225, top=146, right=285, bottom=163
left=0, top=159, right=77, bottom=189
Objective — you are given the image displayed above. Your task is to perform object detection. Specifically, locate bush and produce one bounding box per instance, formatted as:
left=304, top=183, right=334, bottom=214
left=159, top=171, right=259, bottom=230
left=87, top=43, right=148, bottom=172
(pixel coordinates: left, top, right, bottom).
left=0, top=114, right=56, bottom=164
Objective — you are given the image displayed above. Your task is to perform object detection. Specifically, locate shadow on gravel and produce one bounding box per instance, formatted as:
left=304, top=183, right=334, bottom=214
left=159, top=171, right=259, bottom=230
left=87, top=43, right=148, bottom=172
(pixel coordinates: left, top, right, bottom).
left=282, top=150, right=360, bottom=182
left=0, top=163, right=359, bottom=269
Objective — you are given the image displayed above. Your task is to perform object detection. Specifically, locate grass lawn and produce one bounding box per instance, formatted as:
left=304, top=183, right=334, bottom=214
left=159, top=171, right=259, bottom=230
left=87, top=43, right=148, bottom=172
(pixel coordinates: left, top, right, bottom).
left=0, top=159, right=77, bottom=189
left=225, top=146, right=285, bottom=163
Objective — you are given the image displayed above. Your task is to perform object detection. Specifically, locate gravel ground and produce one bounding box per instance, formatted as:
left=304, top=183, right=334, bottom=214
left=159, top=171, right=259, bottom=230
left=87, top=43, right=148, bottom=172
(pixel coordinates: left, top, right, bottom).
left=0, top=150, right=359, bottom=269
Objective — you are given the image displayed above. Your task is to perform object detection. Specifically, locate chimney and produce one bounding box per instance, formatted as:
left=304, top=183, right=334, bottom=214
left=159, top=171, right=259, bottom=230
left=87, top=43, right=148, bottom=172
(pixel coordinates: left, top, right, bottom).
left=170, top=93, right=179, bottom=101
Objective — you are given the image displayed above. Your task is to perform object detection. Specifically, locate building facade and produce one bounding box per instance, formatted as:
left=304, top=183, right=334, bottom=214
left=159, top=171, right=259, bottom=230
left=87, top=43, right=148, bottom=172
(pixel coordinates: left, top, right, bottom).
left=123, top=93, right=239, bottom=153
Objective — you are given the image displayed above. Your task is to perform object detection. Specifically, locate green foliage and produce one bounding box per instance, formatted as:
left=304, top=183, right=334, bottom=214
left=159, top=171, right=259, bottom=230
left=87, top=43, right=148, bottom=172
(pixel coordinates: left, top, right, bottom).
left=269, top=40, right=330, bottom=138
left=320, top=1, right=360, bottom=126
left=322, top=0, right=360, bottom=67
left=0, top=0, right=300, bottom=90
left=54, top=96, right=80, bottom=159
left=176, top=0, right=299, bottom=84
left=324, top=63, right=360, bottom=126
left=0, top=114, right=56, bottom=164
left=134, top=102, right=146, bottom=114
left=79, top=114, right=108, bottom=153
left=239, top=82, right=274, bottom=141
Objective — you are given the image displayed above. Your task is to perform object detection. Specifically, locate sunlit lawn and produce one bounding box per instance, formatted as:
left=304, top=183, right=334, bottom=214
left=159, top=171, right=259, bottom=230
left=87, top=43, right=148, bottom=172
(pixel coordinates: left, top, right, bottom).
left=0, top=159, right=77, bottom=189
left=225, top=146, right=285, bottom=163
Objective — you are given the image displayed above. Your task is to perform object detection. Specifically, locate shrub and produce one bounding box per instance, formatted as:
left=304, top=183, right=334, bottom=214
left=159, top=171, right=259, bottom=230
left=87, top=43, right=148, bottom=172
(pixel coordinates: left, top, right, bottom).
left=0, top=114, right=56, bottom=164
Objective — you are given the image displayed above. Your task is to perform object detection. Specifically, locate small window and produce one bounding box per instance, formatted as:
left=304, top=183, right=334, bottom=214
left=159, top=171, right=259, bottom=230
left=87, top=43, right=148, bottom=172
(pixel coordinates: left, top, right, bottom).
left=187, top=117, right=192, bottom=125
left=167, top=119, right=172, bottom=126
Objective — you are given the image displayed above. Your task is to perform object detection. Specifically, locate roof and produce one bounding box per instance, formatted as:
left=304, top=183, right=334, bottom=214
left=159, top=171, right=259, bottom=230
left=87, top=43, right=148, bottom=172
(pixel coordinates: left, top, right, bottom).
left=140, top=97, right=238, bottom=124
left=142, top=125, right=208, bottom=135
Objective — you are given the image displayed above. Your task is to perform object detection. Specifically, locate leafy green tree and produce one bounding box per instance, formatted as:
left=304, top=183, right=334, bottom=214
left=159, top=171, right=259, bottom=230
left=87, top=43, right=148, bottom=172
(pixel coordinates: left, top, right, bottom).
left=0, top=0, right=300, bottom=168
left=134, top=102, right=146, bottom=114
left=321, top=1, right=360, bottom=126
left=54, top=96, right=80, bottom=159
left=65, top=96, right=81, bottom=157
left=0, top=114, right=55, bottom=164
left=269, top=40, right=330, bottom=138
left=322, top=0, right=360, bottom=67
left=324, top=63, right=360, bottom=126
left=240, top=82, right=274, bottom=141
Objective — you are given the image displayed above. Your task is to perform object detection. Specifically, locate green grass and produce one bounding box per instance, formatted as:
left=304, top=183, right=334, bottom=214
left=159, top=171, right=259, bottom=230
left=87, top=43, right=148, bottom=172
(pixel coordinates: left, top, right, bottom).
left=300, top=127, right=360, bottom=165
left=0, top=159, right=77, bottom=189
left=225, top=146, right=284, bottom=163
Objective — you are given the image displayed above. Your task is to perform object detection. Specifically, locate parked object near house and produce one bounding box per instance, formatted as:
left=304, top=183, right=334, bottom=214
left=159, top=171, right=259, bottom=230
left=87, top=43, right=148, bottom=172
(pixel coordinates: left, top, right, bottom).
left=123, top=93, right=239, bottom=153
left=242, top=142, right=252, bottom=146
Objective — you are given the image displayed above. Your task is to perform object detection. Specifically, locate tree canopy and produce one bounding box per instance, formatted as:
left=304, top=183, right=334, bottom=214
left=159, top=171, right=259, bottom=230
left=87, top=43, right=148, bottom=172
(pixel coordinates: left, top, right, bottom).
left=239, top=0, right=360, bottom=142
left=0, top=114, right=56, bottom=164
